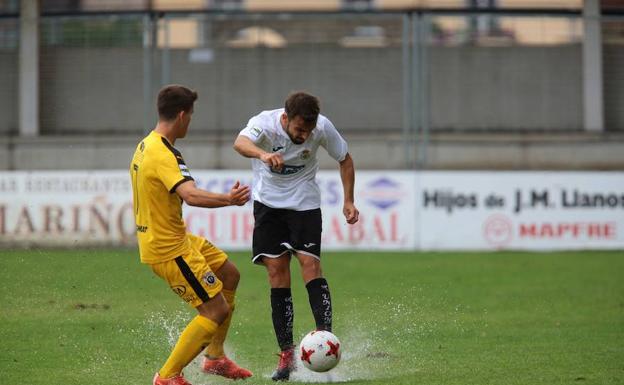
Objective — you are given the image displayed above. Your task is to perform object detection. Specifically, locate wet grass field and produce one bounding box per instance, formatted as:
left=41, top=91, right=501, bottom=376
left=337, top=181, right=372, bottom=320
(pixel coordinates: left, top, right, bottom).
left=1, top=249, right=623, bottom=385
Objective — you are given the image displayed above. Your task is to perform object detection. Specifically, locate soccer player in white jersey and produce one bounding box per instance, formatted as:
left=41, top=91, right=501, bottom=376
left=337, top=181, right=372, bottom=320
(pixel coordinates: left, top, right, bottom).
left=233, top=92, right=359, bottom=381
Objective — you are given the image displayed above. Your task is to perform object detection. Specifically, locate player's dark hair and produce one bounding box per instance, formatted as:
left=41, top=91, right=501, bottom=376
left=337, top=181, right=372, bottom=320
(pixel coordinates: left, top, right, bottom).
left=284, top=91, right=320, bottom=124
left=157, top=85, right=198, bottom=121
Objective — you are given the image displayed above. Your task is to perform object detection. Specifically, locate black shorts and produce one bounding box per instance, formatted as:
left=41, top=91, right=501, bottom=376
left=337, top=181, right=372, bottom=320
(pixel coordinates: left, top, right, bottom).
left=252, top=201, right=322, bottom=264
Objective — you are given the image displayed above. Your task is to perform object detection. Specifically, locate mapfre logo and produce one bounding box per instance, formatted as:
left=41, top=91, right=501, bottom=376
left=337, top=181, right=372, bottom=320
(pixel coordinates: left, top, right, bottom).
left=360, top=177, right=406, bottom=210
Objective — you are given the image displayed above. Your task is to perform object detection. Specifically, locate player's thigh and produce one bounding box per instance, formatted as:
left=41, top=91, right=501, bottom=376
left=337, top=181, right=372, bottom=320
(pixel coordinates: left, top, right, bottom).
left=263, top=252, right=292, bottom=287
left=263, top=252, right=291, bottom=272
left=150, top=248, right=223, bottom=308
left=213, top=260, right=240, bottom=291
left=295, top=252, right=322, bottom=281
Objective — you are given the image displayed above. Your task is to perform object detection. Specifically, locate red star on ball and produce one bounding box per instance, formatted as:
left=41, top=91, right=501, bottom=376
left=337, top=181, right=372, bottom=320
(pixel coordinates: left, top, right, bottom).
left=301, top=346, right=315, bottom=364
left=325, top=340, right=340, bottom=357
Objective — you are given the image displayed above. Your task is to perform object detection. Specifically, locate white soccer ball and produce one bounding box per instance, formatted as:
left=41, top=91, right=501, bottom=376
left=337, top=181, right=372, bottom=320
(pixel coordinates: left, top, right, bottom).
left=298, top=330, right=341, bottom=372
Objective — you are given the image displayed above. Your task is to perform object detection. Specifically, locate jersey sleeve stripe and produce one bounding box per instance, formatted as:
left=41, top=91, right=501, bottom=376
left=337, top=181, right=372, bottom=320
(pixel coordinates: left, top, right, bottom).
left=174, top=256, right=211, bottom=302
left=161, top=137, right=189, bottom=165
left=169, top=176, right=194, bottom=193
left=161, top=136, right=182, bottom=155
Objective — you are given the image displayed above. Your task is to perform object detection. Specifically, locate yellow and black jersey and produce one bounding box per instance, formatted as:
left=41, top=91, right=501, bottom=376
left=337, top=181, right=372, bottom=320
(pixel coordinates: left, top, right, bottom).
left=130, top=131, right=194, bottom=264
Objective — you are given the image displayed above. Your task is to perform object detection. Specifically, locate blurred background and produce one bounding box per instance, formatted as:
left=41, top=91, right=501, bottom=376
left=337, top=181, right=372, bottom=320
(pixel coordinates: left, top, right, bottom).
left=0, top=1, right=623, bottom=250
left=1, top=0, right=623, bottom=171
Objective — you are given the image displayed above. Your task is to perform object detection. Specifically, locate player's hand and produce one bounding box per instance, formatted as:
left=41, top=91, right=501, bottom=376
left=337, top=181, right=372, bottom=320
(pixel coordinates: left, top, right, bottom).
left=260, top=152, right=284, bottom=172
left=228, top=181, right=250, bottom=206
left=343, top=202, right=359, bottom=224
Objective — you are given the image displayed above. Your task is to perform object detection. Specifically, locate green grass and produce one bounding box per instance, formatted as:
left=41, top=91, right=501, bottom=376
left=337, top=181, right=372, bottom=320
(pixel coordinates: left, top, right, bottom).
left=1, top=249, right=623, bottom=385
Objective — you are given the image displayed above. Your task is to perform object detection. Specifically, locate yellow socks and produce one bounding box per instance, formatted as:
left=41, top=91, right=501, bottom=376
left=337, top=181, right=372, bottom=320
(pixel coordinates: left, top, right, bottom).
left=158, top=289, right=236, bottom=378
left=159, top=315, right=218, bottom=378
left=205, top=289, right=236, bottom=358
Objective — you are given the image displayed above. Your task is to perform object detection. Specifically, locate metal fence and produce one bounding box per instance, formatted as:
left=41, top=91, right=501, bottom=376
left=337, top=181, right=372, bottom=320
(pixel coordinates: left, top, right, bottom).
left=1, top=8, right=623, bottom=166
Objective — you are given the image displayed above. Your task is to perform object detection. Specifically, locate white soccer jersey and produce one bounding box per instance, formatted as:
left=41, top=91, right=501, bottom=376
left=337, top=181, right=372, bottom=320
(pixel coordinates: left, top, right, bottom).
left=239, top=108, right=348, bottom=211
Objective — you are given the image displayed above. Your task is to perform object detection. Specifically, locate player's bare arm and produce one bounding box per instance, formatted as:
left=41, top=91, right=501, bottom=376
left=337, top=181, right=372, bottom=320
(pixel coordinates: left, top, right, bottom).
left=176, top=180, right=250, bottom=208
left=233, top=135, right=284, bottom=171
left=339, top=153, right=359, bottom=224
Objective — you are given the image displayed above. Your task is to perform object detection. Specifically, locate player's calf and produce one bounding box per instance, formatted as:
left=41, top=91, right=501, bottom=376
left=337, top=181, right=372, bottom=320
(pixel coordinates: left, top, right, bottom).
left=306, top=277, right=332, bottom=331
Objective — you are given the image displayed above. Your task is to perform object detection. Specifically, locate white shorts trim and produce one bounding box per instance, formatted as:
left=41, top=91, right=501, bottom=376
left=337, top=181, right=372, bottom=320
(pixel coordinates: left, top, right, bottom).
left=252, top=243, right=320, bottom=264
left=282, top=242, right=320, bottom=260
left=252, top=250, right=290, bottom=264
left=293, top=249, right=321, bottom=261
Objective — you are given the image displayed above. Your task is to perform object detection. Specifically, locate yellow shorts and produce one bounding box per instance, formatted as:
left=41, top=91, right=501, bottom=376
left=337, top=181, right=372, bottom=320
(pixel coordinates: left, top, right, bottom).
left=150, top=234, right=228, bottom=308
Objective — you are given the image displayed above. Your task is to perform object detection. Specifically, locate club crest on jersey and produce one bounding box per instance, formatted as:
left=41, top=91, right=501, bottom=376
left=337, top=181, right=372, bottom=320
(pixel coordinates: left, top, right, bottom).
left=202, top=272, right=217, bottom=286
left=299, top=150, right=311, bottom=160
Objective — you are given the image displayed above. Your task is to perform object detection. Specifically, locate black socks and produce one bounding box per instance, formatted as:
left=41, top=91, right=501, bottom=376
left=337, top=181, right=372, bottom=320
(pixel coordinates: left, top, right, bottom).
left=306, top=277, right=332, bottom=332
left=270, top=278, right=333, bottom=352
left=271, top=287, right=294, bottom=351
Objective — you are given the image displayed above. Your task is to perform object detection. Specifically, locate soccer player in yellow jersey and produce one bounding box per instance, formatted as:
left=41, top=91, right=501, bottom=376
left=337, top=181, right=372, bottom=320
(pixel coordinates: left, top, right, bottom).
left=130, top=85, right=252, bottom=385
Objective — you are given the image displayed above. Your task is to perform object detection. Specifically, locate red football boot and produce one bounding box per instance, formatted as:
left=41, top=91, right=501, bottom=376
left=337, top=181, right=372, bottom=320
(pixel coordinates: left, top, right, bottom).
left=153, top=372, right=193, bottom=385
left=271, top=347, right=295, bottom=381
left=202, top=356, right=253, bottom=379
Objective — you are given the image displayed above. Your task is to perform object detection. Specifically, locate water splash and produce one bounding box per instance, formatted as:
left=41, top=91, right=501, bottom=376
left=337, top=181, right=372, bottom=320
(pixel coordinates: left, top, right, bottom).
left=286, top=292, right=429, bottom=383
left=133, top=287, right=441, bottom=384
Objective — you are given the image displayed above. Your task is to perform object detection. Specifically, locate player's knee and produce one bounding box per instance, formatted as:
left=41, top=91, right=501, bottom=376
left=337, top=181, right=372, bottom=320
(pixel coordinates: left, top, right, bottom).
left=266, top=263, right=290, bottom=285
left=215, top=300, right=230, bottom=323
left=228, top=266, right=240, bottom=287
left=198, top=294, right=230, bottom=324
left=300, top=257, right=321, bottom=276
left=267, top=264, right=288, bottom=279
left=222, top=263, right=240, bottom=290
left=215, top=261, right=240, bottom=291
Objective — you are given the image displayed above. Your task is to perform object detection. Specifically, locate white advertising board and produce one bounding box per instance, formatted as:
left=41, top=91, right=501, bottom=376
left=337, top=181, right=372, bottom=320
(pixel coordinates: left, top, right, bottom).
left=418, top=172, right=624, bottom=250
left=0, top=171, right=135, bottom=246
left=0, top=170, right=417, bottom=250
left=0, top=171, right=622, bottom=250
left=179, top=170, right=418, bottom=250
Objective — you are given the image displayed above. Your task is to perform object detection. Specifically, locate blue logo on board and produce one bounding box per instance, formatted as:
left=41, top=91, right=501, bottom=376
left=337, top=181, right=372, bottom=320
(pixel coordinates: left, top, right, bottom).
left=362, top=177, right=404, bottom=210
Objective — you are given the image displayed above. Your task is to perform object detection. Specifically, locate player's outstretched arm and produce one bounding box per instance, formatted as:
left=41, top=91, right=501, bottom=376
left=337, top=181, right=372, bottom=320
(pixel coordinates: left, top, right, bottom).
left=176, top=180, right=250, bottom=208
left=233, top=135, right=284, bottom=171
left=339, top=153, right=359, bottom=224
